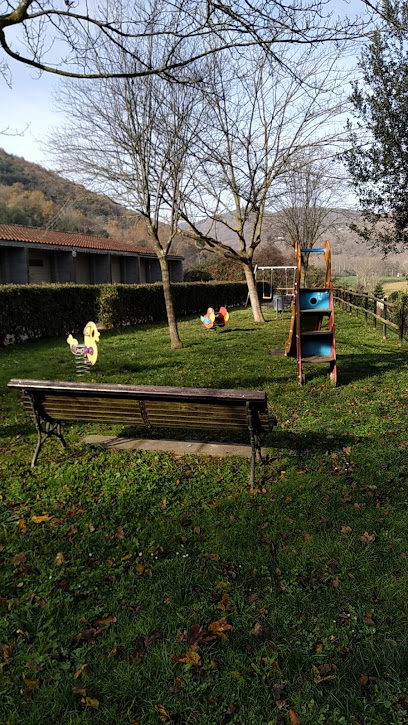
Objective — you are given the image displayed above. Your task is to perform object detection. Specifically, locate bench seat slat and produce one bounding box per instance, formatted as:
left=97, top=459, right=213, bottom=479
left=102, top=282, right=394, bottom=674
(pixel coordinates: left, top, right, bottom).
left=10, top=378, right=267, bottom=406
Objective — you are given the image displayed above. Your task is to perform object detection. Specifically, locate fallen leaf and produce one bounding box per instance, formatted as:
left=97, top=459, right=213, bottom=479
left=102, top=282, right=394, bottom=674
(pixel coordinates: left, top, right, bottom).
left=116, top=526, right=125, bottom=539
left=93, top=615, right=117, bottom=626
left=156, top=704, right=169, bottom=722
left=363, top=613, right=375, bottom=627
left=31, top=515, right=52, bottom=524
left=12, top=552, right=26, bottom=566
left=208, top=618, right=233, bottom=640
left=88, top=522, right=95, bottom=533
left=22, top=675, right=40, bottom=688
left=340, top=525, right=352, bottom=534
left=360, top=531, right=375, bottom=545
left=230, top=670, right=242, bottom=679
left=73, top=663, right=89, bottom=679
left=142, top=632, right=161, bottom=648
left=72, top=686, right=87, bottom=696
left=121, top=552, right=132, bottom=561
left=55, top=552, right=65, bottom=566
left=181, top=624, right=207, bottom=645
left=172, top=646, right=201, bottom=666
left=217, top=593, right=233, bottom=611
left=312, top=663, right=336, bottom=683
left=316, top=643, right=323, bottom=653
left=74, top=627, right=105, bottom=642
left=17, top=518, right=28, bottom=532
left=289, top=710, right=301, bottom=725
left=359, top=674, right=369, bottom=685
left=80, top=696, right=99, bottom=708
left=271, top=659, right=282, bottom=674
left=160, top=498, right=167, bottom=510
left=0, top=642, right=15, bottom=662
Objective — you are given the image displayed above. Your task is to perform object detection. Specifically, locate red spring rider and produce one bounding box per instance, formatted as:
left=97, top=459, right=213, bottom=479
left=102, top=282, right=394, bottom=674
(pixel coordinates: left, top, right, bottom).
left=201, top=306, right=229, bottom=329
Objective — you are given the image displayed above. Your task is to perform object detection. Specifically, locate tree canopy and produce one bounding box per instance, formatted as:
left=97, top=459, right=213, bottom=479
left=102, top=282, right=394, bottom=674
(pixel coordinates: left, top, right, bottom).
left=344, top=20, right=408, bottom=251
left=0, top=0, right=372, bottom=83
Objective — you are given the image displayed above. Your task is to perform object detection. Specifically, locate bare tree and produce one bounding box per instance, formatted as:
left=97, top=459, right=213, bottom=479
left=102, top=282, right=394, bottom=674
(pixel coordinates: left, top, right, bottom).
left=0, top=0, right=370, bottom=83
left=274, top=152, right=348, bottom=279
left=50, top=60, right=199, bottom=348
left=179, top=45, right=350, bottom=321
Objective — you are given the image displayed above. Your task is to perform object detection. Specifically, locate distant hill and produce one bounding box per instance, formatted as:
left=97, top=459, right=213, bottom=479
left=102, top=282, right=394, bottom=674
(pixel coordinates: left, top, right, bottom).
left=0, top=148, right=131, bottom=221
left=1, top=149, right=407, bottom=280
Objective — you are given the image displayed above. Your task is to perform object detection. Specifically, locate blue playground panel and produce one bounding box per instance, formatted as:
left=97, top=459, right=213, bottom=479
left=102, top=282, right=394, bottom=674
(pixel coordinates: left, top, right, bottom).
left=301, top=334, right=333, bottom=358
left=300, top=290, right=330, bottom=311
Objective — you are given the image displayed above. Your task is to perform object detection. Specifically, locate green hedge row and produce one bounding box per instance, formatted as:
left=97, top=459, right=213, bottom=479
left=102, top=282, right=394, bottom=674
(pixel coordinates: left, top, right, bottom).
left=0, top=282, right=248, bottom=345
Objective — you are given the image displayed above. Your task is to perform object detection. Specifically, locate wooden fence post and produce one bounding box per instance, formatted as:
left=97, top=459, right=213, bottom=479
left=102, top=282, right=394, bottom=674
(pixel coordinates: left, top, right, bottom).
left=382, top=300, right=387, bottom=340
left=399, top=299, right=405, bottom=346
left=364, top=294, right=368, bottom=324
left=373, top=298, right=377, bottom=329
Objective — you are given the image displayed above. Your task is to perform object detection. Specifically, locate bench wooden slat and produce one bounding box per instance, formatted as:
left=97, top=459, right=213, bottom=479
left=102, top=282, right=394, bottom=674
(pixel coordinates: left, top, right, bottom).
left=9, top=378, right=267, bottom=406
left=39, top=395, right=250, bottom=415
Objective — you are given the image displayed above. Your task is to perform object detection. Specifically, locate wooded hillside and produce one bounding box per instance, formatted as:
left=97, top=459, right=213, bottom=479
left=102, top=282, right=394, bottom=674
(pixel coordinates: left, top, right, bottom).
left=0, top=149, right=140, bottom=240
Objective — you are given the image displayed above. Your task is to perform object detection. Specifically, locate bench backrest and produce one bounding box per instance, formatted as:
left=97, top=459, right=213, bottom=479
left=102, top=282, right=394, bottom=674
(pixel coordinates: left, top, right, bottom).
left=8, top=379, right=269, bottom=431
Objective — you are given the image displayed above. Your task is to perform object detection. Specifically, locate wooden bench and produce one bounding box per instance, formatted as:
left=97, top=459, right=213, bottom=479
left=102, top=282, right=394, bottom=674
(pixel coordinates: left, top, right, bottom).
left=8, top=379, right=276, bottom=487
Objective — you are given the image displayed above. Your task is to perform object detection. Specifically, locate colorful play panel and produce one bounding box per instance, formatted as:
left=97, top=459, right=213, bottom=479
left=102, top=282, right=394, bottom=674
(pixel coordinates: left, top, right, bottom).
left=200, top=306, right=229, bottom=329
left=285, top=241, right=337, bottom=385
left=67, top=321, right=100, bottom=374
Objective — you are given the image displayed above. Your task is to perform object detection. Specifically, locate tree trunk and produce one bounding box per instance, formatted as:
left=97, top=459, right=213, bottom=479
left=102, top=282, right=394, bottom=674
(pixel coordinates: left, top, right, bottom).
left=158, top=255, right=183, bottom=349
left=244, top=264, right=265, bottom=323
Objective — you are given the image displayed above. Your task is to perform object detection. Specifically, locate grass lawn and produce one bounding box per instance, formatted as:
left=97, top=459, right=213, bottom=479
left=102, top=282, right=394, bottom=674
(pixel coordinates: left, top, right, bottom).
left=1, top=306, right=408, bottom=725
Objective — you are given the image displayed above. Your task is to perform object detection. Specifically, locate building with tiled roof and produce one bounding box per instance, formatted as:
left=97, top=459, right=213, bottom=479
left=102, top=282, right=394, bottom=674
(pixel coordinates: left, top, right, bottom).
left=0, top=223, right=183, bottom=285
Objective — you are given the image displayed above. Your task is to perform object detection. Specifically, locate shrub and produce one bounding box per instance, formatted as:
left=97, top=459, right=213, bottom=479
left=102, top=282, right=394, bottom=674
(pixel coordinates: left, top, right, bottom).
left=0, top=281, right=248, bottom=345
left=0, top=284, right=100, bottom=345
left=183, top=268, right=213, bottom=282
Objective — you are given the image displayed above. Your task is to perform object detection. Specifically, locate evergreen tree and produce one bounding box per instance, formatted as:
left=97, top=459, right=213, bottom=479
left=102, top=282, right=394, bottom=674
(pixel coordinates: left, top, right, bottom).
left=345, top=11, right=408, bottom=252
left=373, top=280, right=385, bottom=298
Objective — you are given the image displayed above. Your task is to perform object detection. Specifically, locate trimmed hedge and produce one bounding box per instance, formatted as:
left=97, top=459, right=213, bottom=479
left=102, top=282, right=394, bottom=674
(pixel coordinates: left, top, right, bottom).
left=0, top=281, right=248, bottom=345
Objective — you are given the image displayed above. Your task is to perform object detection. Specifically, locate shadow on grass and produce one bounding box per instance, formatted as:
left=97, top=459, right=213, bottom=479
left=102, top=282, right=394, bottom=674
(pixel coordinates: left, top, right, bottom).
left=337, top=348, right=408, bottom=385
left=1, top=421, right=34, bottom=439
left=270, top=429, right=361, bottom=453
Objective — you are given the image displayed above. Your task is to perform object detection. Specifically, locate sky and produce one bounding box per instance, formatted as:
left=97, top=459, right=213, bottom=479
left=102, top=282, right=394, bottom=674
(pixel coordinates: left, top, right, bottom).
left=1, top=58, right=66, bottom=167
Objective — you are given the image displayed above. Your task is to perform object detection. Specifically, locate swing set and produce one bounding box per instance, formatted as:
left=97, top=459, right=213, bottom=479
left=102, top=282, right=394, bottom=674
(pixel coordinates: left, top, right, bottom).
left=246, top=264, right=297, bottom=305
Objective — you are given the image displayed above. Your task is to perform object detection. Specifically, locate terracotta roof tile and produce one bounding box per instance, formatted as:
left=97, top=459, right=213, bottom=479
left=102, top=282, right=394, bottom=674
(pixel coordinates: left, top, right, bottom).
left=0, top=223, right=183, bottom=259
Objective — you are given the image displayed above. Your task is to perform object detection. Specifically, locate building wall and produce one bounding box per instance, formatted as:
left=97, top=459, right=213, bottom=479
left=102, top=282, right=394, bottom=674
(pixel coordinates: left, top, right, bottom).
left=75, top=253, right=91, bottom=284
left=28, top=249, right=52, bottom=284
left=148, top=258, right=162, bottom=283
left=169, top=260, right=183, bottom=282
left=121, top=257, right=140, bottom=284
left=52, top=251, right=73, bottom=283
left=0, top=247, right=28, bottom=284
left=111, top=255, right=121, bottom=283
left=0, top=243, right=182, bottom=285
left=91, top=254, right=110, bottom=284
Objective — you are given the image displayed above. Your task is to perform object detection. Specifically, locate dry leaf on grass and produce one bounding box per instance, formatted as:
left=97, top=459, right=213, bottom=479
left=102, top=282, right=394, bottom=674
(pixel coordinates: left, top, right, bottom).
left=289, top=710, right=301, bottom=725
left=207, top=618, right=233, bottom=640
left=31, top=515, right=52, bottom=524
left=360, top=531, right=375, bottom=544
left=80, top=696, right=99, bottom=708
